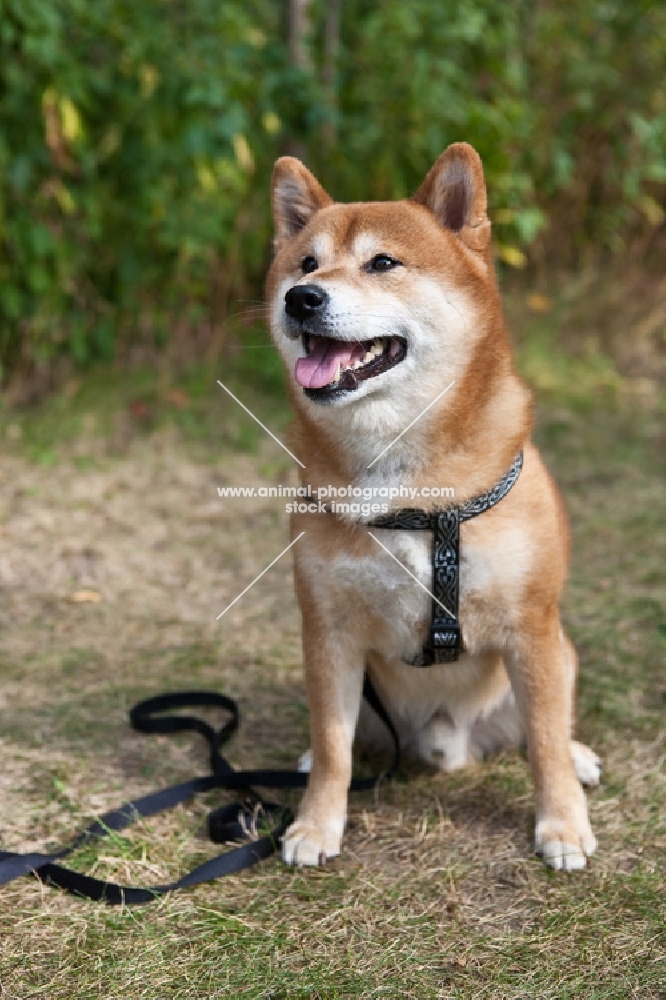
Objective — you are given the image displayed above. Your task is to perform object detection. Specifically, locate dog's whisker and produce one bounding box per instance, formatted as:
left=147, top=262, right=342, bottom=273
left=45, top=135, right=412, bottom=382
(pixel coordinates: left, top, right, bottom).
left=224, top=306, right=270, bottom=326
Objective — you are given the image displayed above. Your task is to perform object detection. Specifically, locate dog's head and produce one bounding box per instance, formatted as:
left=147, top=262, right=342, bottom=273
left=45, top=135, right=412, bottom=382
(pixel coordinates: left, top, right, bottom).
left=267, top=143, right=506, bottom=431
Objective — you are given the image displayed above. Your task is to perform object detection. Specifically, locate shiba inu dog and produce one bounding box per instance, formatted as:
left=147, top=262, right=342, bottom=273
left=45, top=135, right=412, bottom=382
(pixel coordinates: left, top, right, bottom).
left=266, top=142, right=600, bottom=872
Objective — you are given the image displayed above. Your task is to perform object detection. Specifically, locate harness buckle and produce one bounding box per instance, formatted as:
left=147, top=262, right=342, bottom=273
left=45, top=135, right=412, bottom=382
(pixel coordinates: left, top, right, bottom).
left=430, top=622, right=461, bottom=649
left=402, top=623, right=462, bottom=667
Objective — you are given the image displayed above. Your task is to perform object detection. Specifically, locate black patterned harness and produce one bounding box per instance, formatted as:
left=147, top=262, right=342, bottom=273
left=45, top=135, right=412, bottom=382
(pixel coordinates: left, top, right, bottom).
left=363, top=451, right=524, bottom=666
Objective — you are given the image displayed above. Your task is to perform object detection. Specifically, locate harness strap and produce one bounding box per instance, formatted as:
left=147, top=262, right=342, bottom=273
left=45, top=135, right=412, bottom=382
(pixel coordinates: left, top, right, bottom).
left=364, top=451, right=524, bottom=666
left=0, top=677, right=398, bottom=905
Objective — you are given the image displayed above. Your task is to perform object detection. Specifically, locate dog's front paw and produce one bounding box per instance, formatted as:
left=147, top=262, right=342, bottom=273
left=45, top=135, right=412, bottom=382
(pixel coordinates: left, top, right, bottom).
left=281, top=816, right=344, bottom=866
left=535, top=815, right=597, bottom=872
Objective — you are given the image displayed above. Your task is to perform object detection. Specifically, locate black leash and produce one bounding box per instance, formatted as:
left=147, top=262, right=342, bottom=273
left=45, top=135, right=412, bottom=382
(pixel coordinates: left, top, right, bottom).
left=0, top=677, right=399, bottom=905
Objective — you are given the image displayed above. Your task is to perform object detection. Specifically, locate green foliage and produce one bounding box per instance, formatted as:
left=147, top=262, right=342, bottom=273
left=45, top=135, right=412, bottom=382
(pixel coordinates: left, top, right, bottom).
left=526, top=0, right=666, bottom=259
left=315, top=0, right=666, bottom=265
left=0, top=0, right=664, bottom=381
left=0, top=0, right=288, bottom=375
left=319, top=0, right=544, bottom=265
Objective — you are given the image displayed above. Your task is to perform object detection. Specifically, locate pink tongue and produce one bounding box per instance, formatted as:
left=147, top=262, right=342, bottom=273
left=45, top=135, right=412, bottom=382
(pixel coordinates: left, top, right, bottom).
left=295, top=338, right=361, bottom=389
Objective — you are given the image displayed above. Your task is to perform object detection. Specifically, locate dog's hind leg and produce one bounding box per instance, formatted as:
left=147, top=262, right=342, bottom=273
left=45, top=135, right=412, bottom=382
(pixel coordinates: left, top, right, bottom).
left=561, top=630, right=602, bottom=787
left=418, top=710, right=473, bottom=770
left=571, top=740, right=602, bottom=787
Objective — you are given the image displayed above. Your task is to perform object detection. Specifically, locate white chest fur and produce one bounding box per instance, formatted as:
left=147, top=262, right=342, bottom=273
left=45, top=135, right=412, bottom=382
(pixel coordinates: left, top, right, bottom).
left=352, top=528, right=433, bottom=660
left=298, top=515, right=533, bottom=661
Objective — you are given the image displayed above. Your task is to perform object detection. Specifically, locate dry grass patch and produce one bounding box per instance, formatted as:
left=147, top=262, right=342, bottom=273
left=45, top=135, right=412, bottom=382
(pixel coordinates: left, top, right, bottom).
left=0, top=372, right=664, bottom=998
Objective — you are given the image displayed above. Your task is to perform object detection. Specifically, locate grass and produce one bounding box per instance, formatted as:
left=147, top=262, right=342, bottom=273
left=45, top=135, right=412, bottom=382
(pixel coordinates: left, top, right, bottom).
left=0, top=320, right=665, bottom=999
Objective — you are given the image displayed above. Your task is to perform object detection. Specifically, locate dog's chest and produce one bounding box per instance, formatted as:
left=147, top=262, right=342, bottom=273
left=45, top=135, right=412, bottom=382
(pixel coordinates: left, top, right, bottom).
left=315, top=529, right=431, bottom=657
left=361, top=528, right=433, bottom=626
left=305, top=521, right=530, bottom=658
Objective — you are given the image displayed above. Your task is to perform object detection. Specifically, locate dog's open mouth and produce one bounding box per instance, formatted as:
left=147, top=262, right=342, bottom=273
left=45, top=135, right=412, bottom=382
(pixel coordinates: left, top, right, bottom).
left=295, top=335, right=407, bottom=400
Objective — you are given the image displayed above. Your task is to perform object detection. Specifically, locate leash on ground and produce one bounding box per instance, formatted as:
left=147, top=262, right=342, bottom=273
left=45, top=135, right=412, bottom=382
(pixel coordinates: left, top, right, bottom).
left=0, top=678, right=399, bottom=905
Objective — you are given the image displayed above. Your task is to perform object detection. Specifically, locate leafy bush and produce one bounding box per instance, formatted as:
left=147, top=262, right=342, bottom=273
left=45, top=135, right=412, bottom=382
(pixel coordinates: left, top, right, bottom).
left=0, top=0, right=287, bottom=375
left=320, top=0, right=666, bottom=265
left=0, top=0, right=664, bottom=382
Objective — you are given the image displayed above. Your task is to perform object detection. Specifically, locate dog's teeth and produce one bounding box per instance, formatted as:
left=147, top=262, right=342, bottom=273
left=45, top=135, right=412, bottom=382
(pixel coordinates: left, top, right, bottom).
left=352, top=360, right=363, bottom=369
left=372, top=339, right=383, bottom=354
left=332, top=362, right=341, bottom=383
left=362, top=351, right=374, bottom=364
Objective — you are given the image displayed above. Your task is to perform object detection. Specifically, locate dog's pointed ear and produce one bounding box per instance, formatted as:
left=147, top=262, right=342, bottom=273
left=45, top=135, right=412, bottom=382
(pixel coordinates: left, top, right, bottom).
left=413, top=143, right=491, bottom=252
left=271, top=157, right=333, bottom=249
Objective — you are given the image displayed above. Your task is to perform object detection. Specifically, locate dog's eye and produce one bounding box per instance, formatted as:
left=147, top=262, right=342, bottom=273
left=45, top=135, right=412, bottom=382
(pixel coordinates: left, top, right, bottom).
left=369, top=254, right=402, bottom=272
left=301, top=255, right=319, bottom=274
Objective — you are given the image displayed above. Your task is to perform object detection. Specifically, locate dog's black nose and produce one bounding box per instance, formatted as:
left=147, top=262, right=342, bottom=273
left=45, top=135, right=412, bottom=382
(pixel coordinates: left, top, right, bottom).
left=284, top=284, right=328, bottom=322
